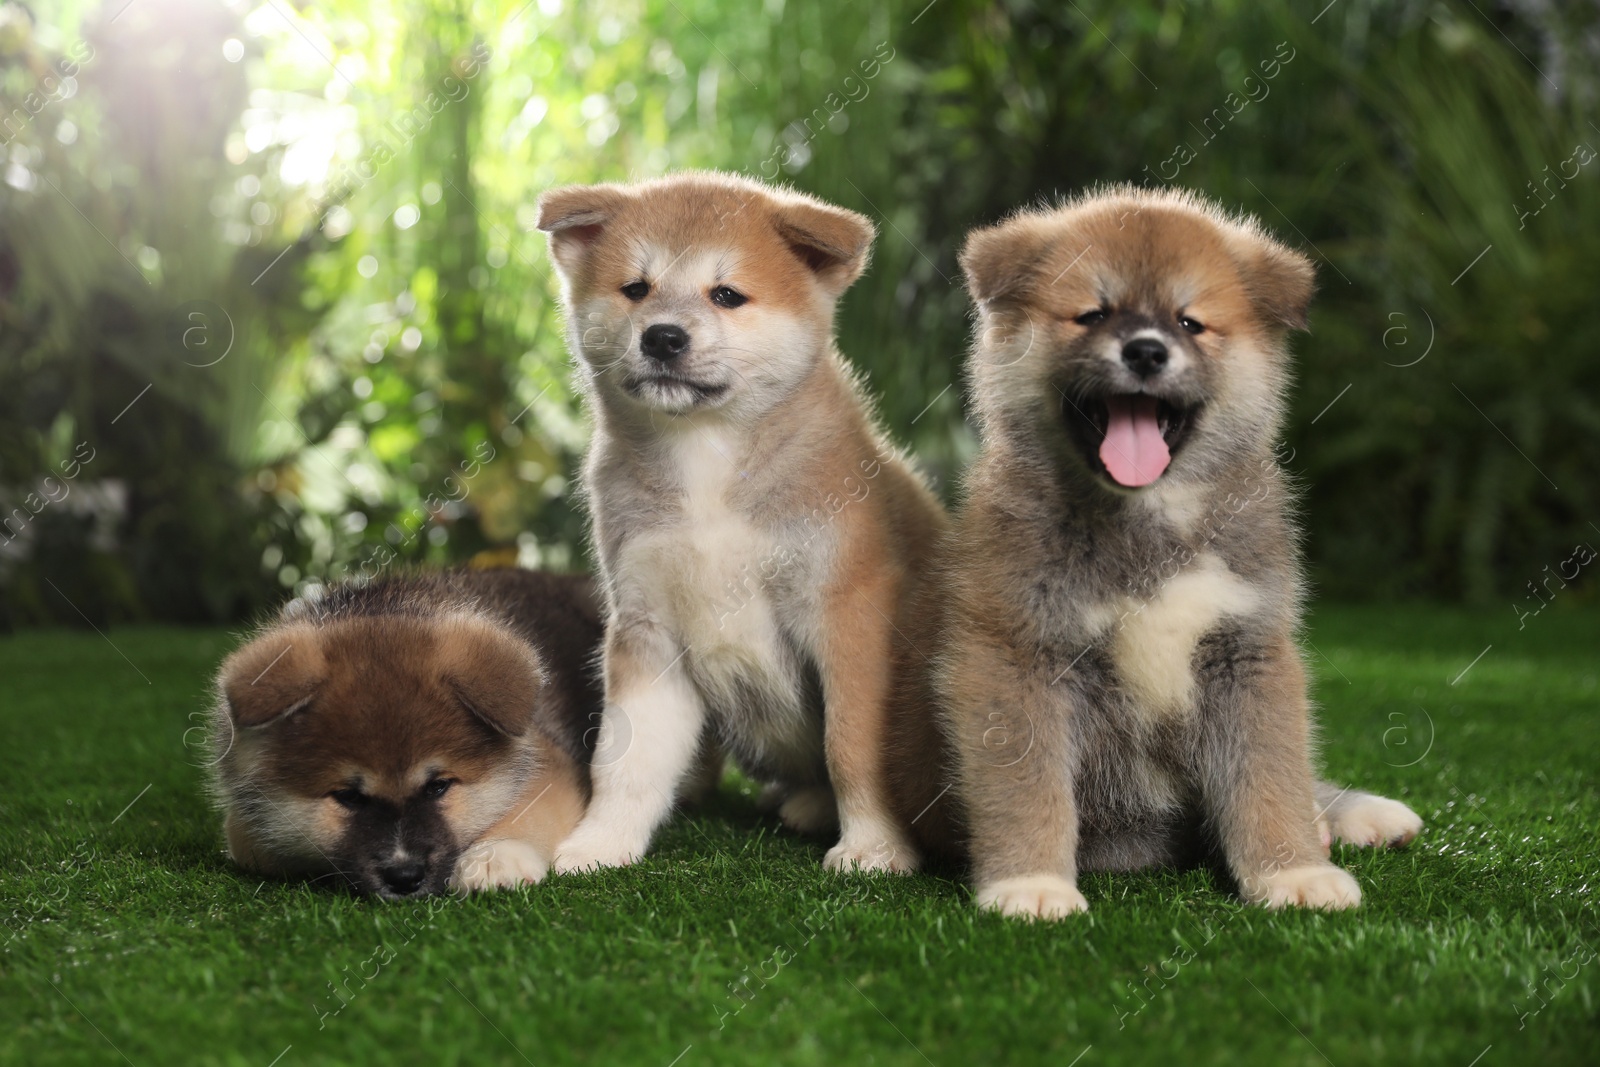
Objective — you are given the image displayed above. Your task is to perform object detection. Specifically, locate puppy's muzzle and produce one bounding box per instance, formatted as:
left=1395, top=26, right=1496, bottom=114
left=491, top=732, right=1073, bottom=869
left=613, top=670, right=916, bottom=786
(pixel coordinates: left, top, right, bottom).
left=1121, top=337, right=1169, bottom=379
left=641, top=323, right=690, bottom=363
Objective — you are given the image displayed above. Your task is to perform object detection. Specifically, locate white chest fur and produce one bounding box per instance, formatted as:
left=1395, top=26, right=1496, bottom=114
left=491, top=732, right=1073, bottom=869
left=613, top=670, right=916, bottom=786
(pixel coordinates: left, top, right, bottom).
left=616, top=429, right=785, bottom=681
left=1091, top=553, right=1261, bottom=719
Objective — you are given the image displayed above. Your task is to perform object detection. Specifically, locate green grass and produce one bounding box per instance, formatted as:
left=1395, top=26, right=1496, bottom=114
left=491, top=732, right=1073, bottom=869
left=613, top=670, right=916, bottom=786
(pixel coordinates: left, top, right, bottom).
left=3, top=605, right=1596, bottom=1066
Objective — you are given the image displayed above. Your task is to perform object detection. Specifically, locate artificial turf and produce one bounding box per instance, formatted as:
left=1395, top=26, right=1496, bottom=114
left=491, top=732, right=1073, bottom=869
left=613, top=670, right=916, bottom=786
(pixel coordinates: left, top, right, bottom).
left=2, top=604, right=1596, bottom=1066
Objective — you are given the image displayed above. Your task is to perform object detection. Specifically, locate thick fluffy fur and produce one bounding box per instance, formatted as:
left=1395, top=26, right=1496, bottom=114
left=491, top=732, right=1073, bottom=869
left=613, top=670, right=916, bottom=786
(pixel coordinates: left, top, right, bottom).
left=209, top=568, right=602, bottom=898
left=538, top=171, right=946, bottom=873
left=886, top=186, right=1421, bottom=917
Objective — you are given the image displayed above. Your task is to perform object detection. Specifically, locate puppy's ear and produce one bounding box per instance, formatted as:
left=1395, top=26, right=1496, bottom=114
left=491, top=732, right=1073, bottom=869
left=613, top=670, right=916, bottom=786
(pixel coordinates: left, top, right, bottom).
left=218, top=627, right=326, bottom=728
left=1236, top=233, right=1316, bottom=331
left=537, top=183, right=631, bottom=276
left=960, top=219, right=1050, bottom=307
left=436, top=617, right=543, bottom=739
left=771, top=197, right=876, bottom=296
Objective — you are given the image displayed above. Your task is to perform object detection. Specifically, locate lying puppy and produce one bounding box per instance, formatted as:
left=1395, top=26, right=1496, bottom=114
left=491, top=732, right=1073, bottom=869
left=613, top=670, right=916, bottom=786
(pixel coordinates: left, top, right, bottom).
left=537, top=172, right=946, bottom=873
left=209, top=568, right=601, bottom=898
left=887, top=187, right=1421, bottom=917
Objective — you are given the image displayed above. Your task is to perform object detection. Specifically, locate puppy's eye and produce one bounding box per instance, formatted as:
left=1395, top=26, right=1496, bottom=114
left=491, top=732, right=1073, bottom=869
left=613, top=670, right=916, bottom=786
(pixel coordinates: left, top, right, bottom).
left=421, top=778, right=454, bottom=800
left=1074, top=309, right=1108, bottom=326
left=620, top=281, right=650, bottom=302
left=1179, top=314, right=1205, bottom=335
left=329, top=788, right=367, bottom=810
left=710, top=285, right=748, bottom=309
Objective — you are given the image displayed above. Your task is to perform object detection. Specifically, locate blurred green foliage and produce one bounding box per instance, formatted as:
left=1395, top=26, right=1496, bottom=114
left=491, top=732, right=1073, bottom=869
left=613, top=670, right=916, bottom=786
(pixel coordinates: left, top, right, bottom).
left=1, top=0, right=1595, bottom=625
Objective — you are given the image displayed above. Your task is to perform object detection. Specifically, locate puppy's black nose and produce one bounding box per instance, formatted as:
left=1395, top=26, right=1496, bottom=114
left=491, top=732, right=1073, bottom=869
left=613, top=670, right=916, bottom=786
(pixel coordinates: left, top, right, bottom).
left=379, top=861, right=426, bottom=895
left=1121, top=338, right=1169, bottom=378
left=640, top=323, right=689, bottom=362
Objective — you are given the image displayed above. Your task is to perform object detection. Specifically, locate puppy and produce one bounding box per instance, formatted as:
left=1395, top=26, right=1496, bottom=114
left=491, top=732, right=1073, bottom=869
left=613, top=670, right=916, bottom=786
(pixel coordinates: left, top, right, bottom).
left=536, top=172, right=946, bottom=873
left=886, top=186, right=1422, bottom=917
left=209, top=568, right=601, bottom=898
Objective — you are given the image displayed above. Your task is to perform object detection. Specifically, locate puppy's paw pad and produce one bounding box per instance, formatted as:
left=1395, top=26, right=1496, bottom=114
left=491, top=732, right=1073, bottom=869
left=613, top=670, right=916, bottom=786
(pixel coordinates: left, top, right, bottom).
left=452, top=839, right=548, bottom=892
left=779, top=787, right=839, bottom=837
left=977, top=875, right=1089, bottom=920
left=823, top=833, right=918, bottom=874
left=1255, top=865, right=1361, bottom=910
left=1330, top=796, right=1423, bottom=849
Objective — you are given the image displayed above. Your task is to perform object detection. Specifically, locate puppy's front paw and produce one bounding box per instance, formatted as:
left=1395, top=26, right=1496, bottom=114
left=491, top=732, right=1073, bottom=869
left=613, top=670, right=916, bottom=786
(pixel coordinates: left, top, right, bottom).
left=823, top=840, right=918, bottom=874
left=551, top=825, right=643, bottom=874
left=1253, top=864, right=1362, bottom=910
left=823, top=821, right=918, bottom=873
left=1330, top=795, right=1423, bottom=849
left=452, top=839, right=548, bottom=892
left=977, top=874, right=1090, bottom=920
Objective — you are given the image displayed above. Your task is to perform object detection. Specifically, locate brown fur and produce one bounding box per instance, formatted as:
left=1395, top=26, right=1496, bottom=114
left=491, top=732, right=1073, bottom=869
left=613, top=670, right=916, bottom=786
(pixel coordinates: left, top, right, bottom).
left=540, top=174, right=874, bottom=305
left=885, top=186, right=1421, bottom=917
left=209, top=568, right=603, bottom=897
left=537, top=172, right=947, bottom=873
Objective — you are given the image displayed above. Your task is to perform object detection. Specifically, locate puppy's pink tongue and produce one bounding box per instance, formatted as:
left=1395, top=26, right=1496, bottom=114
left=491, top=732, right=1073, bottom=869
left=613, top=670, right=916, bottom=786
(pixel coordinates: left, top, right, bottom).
left=1099, top=395, right=1170, bottom=487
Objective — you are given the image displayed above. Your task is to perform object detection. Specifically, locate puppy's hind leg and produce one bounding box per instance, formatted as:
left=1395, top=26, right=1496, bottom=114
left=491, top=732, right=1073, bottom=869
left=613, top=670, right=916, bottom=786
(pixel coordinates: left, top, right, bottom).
left=1315, top=779, right=1423, bottom=850
left=554, top=629, right=706, bottom=873
left=781, top=784, right=840, bottom=837
left=756, top=781, right=839, bottom=836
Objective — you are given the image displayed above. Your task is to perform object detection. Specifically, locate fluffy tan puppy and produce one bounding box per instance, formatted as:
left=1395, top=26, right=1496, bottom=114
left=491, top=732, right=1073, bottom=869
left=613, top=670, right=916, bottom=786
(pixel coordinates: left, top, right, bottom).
left=536, top=172, right=946, bottom=873
left=886, top=186, right=1422, bottom=917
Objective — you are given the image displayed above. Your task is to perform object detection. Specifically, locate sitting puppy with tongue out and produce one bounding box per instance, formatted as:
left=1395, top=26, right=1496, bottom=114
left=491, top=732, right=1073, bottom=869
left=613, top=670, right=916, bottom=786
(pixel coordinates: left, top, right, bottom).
left=882, top=186, right=1422, bottom=918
